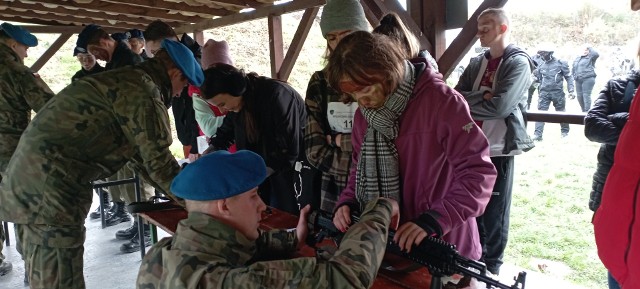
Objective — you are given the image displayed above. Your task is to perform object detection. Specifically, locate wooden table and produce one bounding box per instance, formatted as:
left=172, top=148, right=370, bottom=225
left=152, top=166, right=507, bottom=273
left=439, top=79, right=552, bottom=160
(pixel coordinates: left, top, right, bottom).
left=140, top=207, right=433, bottom=289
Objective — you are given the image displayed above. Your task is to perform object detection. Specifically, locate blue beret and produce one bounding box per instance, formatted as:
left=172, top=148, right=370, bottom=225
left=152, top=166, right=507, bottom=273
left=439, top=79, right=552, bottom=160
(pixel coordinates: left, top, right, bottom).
left=111, top=32, right=130, bottom=42
left=76, top=24, right=101, bottom=52
left=128, top=29, right=144, bottom=39
left=161, top=39, right=204, bottom=86
left=1, top=22, right=37, bottom=47
left=170, top=150, right=267, bottom=201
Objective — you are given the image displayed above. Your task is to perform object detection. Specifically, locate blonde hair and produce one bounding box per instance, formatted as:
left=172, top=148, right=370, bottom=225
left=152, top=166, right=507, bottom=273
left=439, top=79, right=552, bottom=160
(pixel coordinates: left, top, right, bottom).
left=478, top=8, right=510, bottom=26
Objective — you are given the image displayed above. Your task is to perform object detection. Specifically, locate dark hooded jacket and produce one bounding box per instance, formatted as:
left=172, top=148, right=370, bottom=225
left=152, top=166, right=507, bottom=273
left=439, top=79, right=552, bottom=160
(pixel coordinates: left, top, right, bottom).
left=572, top=47, right=599, bottom=81
left=584, top=70, right=638, bottom=211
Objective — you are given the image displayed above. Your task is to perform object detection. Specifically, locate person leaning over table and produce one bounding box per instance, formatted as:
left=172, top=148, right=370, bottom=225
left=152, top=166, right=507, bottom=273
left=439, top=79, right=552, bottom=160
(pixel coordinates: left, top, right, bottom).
left=0, top=40, right=201, bottom=289
left=329, top=31, right=496, bottom=262
left=137, top=149, right=400, bottom=289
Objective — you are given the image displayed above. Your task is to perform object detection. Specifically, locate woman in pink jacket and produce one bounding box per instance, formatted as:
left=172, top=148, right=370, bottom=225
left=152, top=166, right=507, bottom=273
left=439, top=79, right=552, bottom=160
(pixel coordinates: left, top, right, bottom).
left=329, top=31, right=496, bottom=260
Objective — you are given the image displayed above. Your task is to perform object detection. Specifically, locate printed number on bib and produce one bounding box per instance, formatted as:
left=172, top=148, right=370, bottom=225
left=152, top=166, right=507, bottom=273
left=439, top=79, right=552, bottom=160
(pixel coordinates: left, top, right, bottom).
left=327, top=102, right=357, bottom=134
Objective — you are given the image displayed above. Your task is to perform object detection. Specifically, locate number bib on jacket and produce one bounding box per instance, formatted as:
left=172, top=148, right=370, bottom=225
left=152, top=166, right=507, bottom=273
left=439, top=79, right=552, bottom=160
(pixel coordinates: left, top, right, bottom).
left=327, top=102, right=357, bottom=133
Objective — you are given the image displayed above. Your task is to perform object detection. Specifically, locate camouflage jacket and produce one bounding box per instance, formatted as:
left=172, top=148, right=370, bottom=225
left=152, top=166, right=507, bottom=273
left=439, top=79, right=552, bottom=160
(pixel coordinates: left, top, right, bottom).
left=0, top=43, right=54, bottom=171
left=136, top=199, right=393, bottom=289
left=0, top=59, right=180, bottom=230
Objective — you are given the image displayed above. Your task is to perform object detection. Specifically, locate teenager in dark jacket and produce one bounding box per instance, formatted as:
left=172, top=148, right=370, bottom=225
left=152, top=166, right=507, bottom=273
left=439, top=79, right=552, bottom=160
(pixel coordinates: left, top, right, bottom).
left=201, top=64, right=306, bottom=214
left=573, top=46, right=600, bottom=112
left=71, top=48, right=104, bottom=82
left=585, top=69, right=638, bottom=289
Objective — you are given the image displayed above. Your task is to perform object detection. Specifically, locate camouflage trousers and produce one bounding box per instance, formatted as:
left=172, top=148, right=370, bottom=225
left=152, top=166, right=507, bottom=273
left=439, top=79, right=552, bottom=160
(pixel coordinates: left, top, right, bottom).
left=108, top=164, right=155, bottom=203
left=0, top=171, right=4, bottom=262
left=15, top=224, right=86, bottom=289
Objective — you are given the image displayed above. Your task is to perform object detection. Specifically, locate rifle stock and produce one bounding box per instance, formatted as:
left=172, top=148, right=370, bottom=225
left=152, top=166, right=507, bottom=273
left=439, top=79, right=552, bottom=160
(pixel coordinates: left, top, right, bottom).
left=307, top=210, right=526, bottom=289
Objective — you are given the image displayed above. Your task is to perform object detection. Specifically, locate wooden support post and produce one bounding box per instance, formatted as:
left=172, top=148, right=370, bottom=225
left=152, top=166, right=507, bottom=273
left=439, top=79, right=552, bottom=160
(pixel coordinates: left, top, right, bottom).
left=368, top=0, right=433, bottom=53
left=268, top=15, right=284, bottom=80
left=278, top=7, right=319, bottom=81
left=193, top=30, right=205, bottom=46
left=31, top=33, right=73, bottom=72
left=421, top=0, right=446, bottom=60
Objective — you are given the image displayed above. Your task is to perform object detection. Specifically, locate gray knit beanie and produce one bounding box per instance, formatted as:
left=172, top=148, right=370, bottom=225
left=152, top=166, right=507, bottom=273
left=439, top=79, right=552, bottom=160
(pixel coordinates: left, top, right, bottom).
left=320, top=0, right=369, bottom=38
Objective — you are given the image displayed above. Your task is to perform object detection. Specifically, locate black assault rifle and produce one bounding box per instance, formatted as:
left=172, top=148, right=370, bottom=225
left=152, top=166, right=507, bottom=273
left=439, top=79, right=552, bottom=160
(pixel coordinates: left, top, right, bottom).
left=306, top=210, right=526, bottom=289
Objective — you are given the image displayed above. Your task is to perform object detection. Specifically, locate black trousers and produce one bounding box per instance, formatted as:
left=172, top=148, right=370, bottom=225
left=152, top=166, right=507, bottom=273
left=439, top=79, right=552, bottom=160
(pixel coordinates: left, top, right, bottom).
left=476, top=156, right=514, bottom=275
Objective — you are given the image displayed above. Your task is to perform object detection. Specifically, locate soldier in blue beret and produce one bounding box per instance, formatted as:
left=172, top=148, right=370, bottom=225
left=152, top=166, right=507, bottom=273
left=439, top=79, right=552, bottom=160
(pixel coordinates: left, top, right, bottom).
left=0, top=22, right=55, bottom=277
left=137, top=150, right=401, bottom=289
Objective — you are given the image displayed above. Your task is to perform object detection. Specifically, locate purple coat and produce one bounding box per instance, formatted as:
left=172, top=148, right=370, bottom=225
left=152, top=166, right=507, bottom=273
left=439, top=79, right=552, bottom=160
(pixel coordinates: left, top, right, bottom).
left=336, top=63, right=496, bottom=259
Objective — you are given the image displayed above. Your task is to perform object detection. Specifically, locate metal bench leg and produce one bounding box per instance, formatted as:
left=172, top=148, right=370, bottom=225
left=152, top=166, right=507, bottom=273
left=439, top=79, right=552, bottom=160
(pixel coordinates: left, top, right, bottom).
left=98, top=187, right=107, bottom=229
left=2, top=221, right=9, bottom=247
left=134, top=173, right=146, bottom=259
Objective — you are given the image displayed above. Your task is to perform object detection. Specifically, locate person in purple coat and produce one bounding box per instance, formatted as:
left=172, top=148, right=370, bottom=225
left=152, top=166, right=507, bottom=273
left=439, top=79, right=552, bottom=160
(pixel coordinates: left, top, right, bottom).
left=328, top=31, right=496, bottom=260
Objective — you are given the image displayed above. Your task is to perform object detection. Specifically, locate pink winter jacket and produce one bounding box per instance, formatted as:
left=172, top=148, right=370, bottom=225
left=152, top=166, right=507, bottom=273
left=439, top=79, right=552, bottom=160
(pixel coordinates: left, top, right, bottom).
left=336, top=63, right=497, bottom=259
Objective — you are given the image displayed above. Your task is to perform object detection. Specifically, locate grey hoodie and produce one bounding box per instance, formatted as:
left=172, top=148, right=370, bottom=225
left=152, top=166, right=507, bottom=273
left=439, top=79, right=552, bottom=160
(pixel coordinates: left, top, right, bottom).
left=455, top=44, right=535, bottom=156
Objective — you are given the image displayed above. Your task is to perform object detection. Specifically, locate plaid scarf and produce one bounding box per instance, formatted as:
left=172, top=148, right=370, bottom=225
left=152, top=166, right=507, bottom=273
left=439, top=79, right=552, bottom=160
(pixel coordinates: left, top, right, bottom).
left=356, top=61, right=415, bottom=208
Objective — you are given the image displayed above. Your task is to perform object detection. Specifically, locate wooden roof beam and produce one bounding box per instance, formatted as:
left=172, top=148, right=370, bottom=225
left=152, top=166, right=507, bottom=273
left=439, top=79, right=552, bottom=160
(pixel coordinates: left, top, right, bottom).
left=209, top=0, right=270, bottom=8
left=18, top=25, right=126, bottom=34
left=175, top=0, right=326, bottom=33
left=19, top=0, right=209, bottom=23
left=0, top=2, right=183, bottom=28
left=0, top=10, right=146, bottom=30
left=437, top=0, right=508, bottom=78
left=31, top=33, right=72, bottom=72
left=0, top=14, right=70, bottom=26
left=103, top=0, right=231, bottom=17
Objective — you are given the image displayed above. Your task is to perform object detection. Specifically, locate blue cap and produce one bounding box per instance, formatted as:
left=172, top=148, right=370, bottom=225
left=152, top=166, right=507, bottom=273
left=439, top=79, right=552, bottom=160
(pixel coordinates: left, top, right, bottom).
left=76, top=24, right=102, bottom=52
left=128, top=29, right=144, bottom=39
left=73, top=47, right=83, bottom=56
left=170, top=150, right=267, bottom=201
left=111, top=32, right=130, bottom=42
left=1, top=22, right=38, bottom=47
left=161, top=39, right=204, bottom=86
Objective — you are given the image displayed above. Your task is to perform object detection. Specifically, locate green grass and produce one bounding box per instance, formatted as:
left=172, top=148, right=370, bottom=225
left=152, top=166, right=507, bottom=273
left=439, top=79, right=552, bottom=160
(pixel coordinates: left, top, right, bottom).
left=507, top=124, right=607, bottom=289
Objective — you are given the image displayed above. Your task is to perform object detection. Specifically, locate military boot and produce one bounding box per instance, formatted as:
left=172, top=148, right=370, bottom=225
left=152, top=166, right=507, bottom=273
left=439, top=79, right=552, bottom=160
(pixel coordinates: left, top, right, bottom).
left=89, top=190, right=111, bottom=220
left=104, top=202, right=131, bottom=227
left=0, top=260, right=12, bottom=276
left=120, top=224, right=151, bottom=253
left=115, top=220, right=138, bottom=240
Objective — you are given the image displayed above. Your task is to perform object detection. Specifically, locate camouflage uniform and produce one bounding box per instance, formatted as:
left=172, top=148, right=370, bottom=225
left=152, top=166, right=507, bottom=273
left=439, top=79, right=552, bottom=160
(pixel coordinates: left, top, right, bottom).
left=0, top=59, right=181, bottom=289
left=0, top=42, right=54, bottom=268
left=101, top=41, right=152, bottom=205
left=0, top=43, right=54, bottom=172
left=136, top=198, right=393, bottom=289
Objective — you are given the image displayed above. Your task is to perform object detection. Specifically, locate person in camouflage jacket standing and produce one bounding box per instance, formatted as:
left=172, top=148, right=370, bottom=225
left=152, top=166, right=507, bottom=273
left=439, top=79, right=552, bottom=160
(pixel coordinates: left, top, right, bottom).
left=0, top=22, right=55, bottom=277
left=0, top=40, right=202, bottom=289
left=137, top=150, right=399, bottom=289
